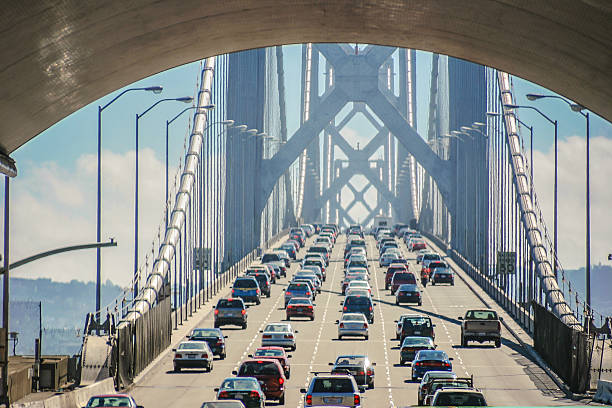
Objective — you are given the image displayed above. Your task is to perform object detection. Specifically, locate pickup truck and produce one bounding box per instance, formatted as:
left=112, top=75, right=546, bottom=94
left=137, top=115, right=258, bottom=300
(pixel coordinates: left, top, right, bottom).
left=458, top=309, right=502, bottom=347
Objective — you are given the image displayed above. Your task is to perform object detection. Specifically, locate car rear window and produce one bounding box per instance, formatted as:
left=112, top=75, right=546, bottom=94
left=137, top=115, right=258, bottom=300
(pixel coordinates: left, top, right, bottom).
left=393, top=272, right=416, bottom=283
left=234, top=279, right=258, bottom=288
left=192, top=328, right=220, bottom=337
left=239, top=361, right=281, bottom=376
left=466, top=310, right=498, bottom=320
left=308, top=246, right=328, bottom=254
left=345, top=296, right=371, bottom=305
left=435, top=392, right=486, bottom=406
left=312, top=378, right=355, bottom=393
left=404, top=317, right=432, bottom=328
left=255, top=349, right=284, bottom=357
left=287, top=284, right=308, bottom=291
left=217, top=299, right=244, bottom=308
left=423, top=254, right=441, bottom=261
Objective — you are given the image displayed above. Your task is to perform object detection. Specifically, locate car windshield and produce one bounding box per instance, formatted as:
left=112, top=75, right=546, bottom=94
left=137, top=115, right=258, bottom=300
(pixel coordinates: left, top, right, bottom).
left=342, top=314, right=366, bottom=322
left=191, top=329, right=219, bottom=337
left=264, top=324, right=290, bottom=333
left=435, top=392, right=486, bottom=406
left=312, top=378, right=355, bottom=393
left=239, top=361, right=280, bottom=376
left=178, top=342, right=206, bottom=350
left=466, top=310, right=498, bottom=320
left=335, top=356, right=365, bottom=365
left=220, top=377, right=258, bottom=390
left=86, top=397, right=132, bottom=407
left=217, top=299, right=243, bottom=308
left=255, top=349, right=284, bottom=357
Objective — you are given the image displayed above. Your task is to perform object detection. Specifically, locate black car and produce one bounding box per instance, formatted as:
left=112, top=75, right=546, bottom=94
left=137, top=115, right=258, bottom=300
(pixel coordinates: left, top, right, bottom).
left=188, top=328, right=228, bottom=359
left=214, top=298, right=248, bottom=329
left=329, top=354, right=376, bottom=389
left=430, top=264, right=454, bottom=285
left=399, top=315, right=435, bottom=343
left=342, top=295, right=375, bottom=324
left=395, top=283, right=422, bottom=306
left=247, top=272, right=271, bottom=297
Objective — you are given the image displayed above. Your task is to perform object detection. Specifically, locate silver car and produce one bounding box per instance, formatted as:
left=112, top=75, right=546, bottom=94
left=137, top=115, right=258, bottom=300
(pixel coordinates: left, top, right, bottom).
left=260, top=323, right=298, bottom=350
left=301, top=374, right=363, bottom=407
left=336, top=313, right=369, bottom=340
left=173, top=340, right=214, bottom=372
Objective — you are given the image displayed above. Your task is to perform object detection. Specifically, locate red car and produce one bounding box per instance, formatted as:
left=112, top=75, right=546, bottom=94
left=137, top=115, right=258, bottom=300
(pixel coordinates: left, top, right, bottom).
left=286, top=297, right=315, bottom=320
left=250, top=346, right=292, bottom=378
left=391, top=271, right=417, bottom=294
left=385, top=264, right=408, bottom=290
left=234, top=359, right=287, bottom=404
left=409, top=240, right=427, bottom=251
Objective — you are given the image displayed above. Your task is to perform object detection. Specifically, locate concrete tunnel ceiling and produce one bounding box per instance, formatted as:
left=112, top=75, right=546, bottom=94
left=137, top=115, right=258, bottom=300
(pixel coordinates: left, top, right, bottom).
left=1, top=0, right=611, bottom=155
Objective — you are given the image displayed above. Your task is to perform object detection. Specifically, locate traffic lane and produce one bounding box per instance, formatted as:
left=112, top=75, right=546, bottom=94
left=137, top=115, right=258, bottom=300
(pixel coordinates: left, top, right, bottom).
left=129, top=241, right=312, bottom=407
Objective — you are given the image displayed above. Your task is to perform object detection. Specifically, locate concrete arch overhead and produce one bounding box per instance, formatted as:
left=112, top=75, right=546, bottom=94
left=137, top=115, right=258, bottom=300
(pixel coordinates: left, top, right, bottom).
left=1, top=0, right=611, bottom=154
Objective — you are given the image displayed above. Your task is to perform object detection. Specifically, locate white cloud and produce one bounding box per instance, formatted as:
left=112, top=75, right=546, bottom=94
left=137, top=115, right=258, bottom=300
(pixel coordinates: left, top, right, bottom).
left=5, top=149, right=174, bottom=288
left=531, top=135, right=612, bottom=269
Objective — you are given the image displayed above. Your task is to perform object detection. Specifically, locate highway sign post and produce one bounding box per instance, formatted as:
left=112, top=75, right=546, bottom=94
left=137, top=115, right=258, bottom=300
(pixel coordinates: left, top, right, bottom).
left=496, top=251, right=516, bottom=275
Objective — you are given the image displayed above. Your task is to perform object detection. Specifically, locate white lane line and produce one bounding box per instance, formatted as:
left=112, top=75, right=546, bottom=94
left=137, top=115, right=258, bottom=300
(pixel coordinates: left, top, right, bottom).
left=297, top=241, right=341, bottom=408
left=370, top=238, right=395, bottom=408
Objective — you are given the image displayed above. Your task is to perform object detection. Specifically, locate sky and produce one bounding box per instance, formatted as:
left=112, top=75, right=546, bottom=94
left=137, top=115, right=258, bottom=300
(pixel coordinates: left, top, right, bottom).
left=1, top=45, right=610, bottom=292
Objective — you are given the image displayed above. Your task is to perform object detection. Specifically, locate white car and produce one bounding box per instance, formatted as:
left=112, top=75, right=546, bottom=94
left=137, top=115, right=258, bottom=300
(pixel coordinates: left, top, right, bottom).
left=336, top=313, right=369, bottom=340
left=345, top=288, right=371, bottom=298
left=260, top=323, right=298, bottom=350
left=379, top=252, right=399, bottom=267
left=346, top=281, right=371, bottom=296
left=173, top=340, right=214, bottom=372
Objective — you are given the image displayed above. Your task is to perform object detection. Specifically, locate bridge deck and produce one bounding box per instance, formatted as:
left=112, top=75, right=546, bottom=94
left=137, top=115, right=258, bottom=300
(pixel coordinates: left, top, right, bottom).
left=128, top=235, right=575, bottom=407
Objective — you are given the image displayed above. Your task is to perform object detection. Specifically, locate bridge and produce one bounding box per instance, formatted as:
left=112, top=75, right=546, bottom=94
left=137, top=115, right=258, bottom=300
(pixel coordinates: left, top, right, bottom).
left=1, top=2, right=612, bottom=407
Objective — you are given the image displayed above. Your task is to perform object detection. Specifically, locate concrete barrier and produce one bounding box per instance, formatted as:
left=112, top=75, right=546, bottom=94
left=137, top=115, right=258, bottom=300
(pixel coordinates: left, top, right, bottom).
left=12, top=378, right=115, bottom=408
left=593, top=379, right=612, bottom=404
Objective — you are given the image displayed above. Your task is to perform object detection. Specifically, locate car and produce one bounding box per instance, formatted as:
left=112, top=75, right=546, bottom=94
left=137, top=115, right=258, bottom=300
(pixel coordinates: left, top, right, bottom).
left=415, top=250, right=432, bottom=264
left=173, top=340, right=214, bottom=372
left=307, top=245, right=330, bottom=264
left=188, top=328, right=228, bottom=359
left=399, top=336, right=436, bottom=365
left=232, top=277, right=261, bottom=305
left=430, top=264, right=454, bottom=285
left=201, top=400, right=247, bottom=408
left=302, top=258, right=327, bottom=280
left=84, top=394, right=143, bottom=408
left=314, top=236, right=333, bottom=249
left=408, top=239, right=427, bottom=251
left=390, top=271, right=417, bottom=294
left=346, top=281, right=371, bottom=296
left=301, top=265, right=324, bottom=283
left=341, top=295, right=375, bottom=324
left=379, top=252, right=399, bottom=267
left=246, top=272, right=271, bottom=297
left=411, top=350, right=453, bottom=381
left=379, top=242, right=399, bottom=256
left=420, top=253, right=442, bottom=270
left=293, top=272, right=321, bottom=293
left=247, top=265, right=275, bottom=283
left=417, top=371, right=458, bottom=405
left=459, top=309, right=502, bottom=347
left=430, top=388, right=487, bottom=406
left=279, top=243, right=297, bottom=260
left=290, top=279, right=317, bottom=301
left=260, top=322, right=298, bottom=350
left=273, top=250, right=291, bottom=268
left=385, top=264, right=408, bottom=290
left=250, top=346, right=292, bottom=378
left=344, top=288, right=371, bottom=298
left=395, top=283, right=422, bottom=305
left=214, top=298, right=248, bottom=329
left=301, top=373, right=364, bottom=407
left=341, top=274, right=367, bottom=294
left=286, top=297, right=315, bottom=320
left=233, top=359, right=286, bottom=404
left=329, top=355, right=376, bottom=389
left=398, top=315, right=435, bottom=343
left=346, top=257, right=368, bottom=271
left=424, top=377, right=475, bottom=406
left=214, top=377, right=265, bottom=408
left=336, top=313, right=369, bottom=340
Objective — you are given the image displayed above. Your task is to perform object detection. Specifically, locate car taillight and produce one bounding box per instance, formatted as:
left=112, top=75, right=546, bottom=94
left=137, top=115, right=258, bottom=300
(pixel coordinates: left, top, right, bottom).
left=218, top=391, right=229, bottom=398
left=339, top=323, right=344, bottom=328
left=306, top=291, right=311, bottom=296
left=354, top=394, right=360, bottom=405
left=285, top=291, right=291, bottom=295
left=307, top=305, right=313, bottom=309
left=175, top=353, right=182, bottom=358
left=216, top=340, right=223, bottom=345
left=498, top=321, right=501, bottom=331
left=359, top=370, right=365, bottom=375
left=232, top=289, right=235, bottom=294
left=241, top=309, right=246, bottom=315
left=343, top=306, right=347, bottom=311
left=367, top=369, right=373, bottom=375
left=214, top=309, right=219, bottom=315
left=369, top=306, right=372, bottom=311
left=287, top=305, right=293, bottom=309
left=201, top=353, right=208, bottom=358
left=415, top=361, right=422, bottom=366
left=306, top=394, right=312, bottom=405
left=443, top=362, right=451, bottom=367
left=249, top=391, right=260, bottom=398
left=284, top=334, right=294, bottom=339
left=263, top=334, right=272, bottom=339
left=256, top=289, right=260, bottom=294
left=278, top=377, right=285, bottom=385
left=363, top=323, right=368, bottom=328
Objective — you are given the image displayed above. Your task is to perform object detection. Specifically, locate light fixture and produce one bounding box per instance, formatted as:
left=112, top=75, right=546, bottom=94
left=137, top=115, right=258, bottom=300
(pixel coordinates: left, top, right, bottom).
left=145, top=86, right=164, bottom=94
left=0, top=152, right=17, bottom=178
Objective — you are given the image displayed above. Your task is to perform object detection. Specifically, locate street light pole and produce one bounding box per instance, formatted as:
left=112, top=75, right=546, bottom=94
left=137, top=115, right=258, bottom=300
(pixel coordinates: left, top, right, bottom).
left=134, top=96, right=193, bottom=297
left=96, top=85, right=161, bottom=322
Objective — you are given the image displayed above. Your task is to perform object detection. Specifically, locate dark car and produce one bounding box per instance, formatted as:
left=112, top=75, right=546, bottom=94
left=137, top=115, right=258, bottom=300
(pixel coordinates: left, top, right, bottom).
left=329, top=355, right=376, bottom=389
left=234, top=359, right=286, bottom=404
left=385, top=264, right=408, bottom=289
left=214, top=298, right=248, bottom=329
left=250, top=346, right=292, bottom=378
left=279, top=243, right=297, bottom=260
left=411, top=350, right=453, bottom=381
left=398, top=315, right=435, bottom=343
left=188, top=328, right=228, bottom=359
left=302, top=258, right=326, bottom=280
left=232, top=277, right=261, bottom=304
left=307, top=245, right=330, bottom=264
left=430, top=264, right=454, bottom=285
left=342, top=295, right=375, bottom=324
left=84, top=395, right=142, bottom=408
left=396, top=283, right=422, bottom=306
left=215, top=377, right=265, bottom=408
left=424, top=377, right=474, bottom=406
left=246, top=272, right=271, bottom=298
left=390, top=271, right=417, bottom=294
left=399, top=336, right=436, bottom=365
left=286, top=297, right=315, bottom=321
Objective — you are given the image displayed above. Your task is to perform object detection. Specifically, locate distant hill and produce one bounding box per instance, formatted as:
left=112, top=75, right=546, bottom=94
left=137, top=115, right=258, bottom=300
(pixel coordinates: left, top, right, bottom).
left=4, top=277, right=125, bottom=355
left=563, top=264, right=612, bottom=319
